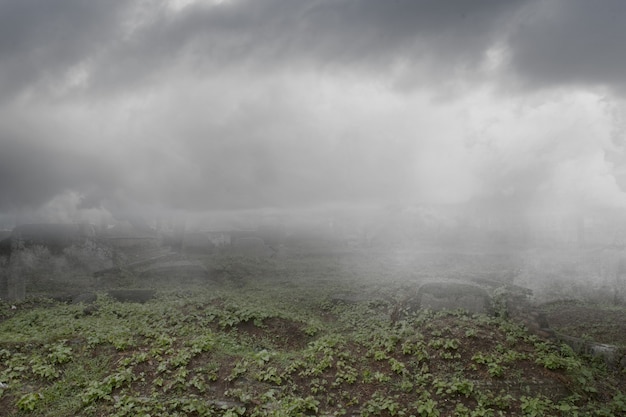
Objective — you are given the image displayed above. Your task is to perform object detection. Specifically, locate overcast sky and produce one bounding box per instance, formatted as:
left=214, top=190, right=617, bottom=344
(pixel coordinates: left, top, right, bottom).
left=1, top=0, right=626, bottom=226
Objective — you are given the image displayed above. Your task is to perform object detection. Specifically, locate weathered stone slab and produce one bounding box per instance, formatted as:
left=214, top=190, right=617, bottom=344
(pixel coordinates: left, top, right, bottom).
left=557, top=333, right=626, bottom=370
left=72, top=292, right=97, bottom=305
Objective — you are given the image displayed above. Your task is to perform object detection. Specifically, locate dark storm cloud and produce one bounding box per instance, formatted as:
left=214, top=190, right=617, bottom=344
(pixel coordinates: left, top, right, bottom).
left=87, top=0, right=528, bottom=93
left=0, top=0, right=529, bottom=98
left=0, top=134, right=118, bottom=210
left=2, top=0, right=625, bottom=100
left=148, top=0, right=521, bottom=65
left=506, top=0, right=626, bottom=93
left=1, top=0, right=626, bottom=219
left=0, top=0, right=129, bottom=101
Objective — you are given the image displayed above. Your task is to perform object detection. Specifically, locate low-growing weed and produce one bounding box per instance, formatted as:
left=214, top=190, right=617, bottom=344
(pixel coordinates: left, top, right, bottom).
left=362, top=392, right=404, bottom=416
left=520, top=395, right=551, bottom=417
left=1, top=269, right=625, bottom=417
left=16, top=391, right=44, bottom=411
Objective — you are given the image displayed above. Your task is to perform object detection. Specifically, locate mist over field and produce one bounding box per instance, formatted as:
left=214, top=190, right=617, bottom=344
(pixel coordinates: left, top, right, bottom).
left=3, top=4, right=626, bottom=415
left=1, top=0, right=626, bottom=302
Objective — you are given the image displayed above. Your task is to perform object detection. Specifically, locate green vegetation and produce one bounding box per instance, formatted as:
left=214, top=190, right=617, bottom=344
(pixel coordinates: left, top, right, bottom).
left=539, top=300, right=626, bottom=348
left=0, top=253, right=625, bottom=416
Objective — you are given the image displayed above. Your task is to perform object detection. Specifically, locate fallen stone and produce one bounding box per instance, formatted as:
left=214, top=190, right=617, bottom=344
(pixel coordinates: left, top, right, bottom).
left=72, top=292, right=97, bottom=305
left=557, top=333, right=625, bottom=370
left=82, top=304, right=99, bottom=316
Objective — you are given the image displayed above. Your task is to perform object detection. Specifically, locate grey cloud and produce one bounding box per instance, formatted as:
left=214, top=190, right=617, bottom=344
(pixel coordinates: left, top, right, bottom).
left=0, top=135, right=119, bottom=211
left=0, top=0, right=129, bottom=101
left=506, top=0, right=626, bottom=93
left=111, top=94, right=417, bottom=211
left=0, top=84, right=415, bottom=213
left=2, top=0, right=626, bottom=99
left=2, top=0, right=626, bottom=221
left=91, top=0, right=527, bottom=89
left=0, top=0, right=528, bottom=97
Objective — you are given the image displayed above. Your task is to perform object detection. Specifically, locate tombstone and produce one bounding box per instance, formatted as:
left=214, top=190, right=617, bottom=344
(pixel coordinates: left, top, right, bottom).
left=412, top=281, right=493, bottom=315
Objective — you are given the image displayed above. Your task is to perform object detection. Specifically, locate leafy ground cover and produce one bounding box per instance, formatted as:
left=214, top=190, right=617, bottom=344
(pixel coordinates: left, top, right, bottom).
left=0, top=252, right=625, bottom=416
left=539, top=300, right=626, bottom=348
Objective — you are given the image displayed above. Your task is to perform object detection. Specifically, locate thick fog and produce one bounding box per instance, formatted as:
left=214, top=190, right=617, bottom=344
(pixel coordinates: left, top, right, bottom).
left=1, top=0, right=626, bottom=229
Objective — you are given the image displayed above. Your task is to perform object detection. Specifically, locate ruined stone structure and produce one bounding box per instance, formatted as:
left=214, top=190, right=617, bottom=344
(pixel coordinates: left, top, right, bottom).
left=8, top=223, right=95, bottom=255
left=182, top=232, right=217, bottom=254
left=0, top=223, right=97, bottom=301
left=100, top=223, right=160, bottom=252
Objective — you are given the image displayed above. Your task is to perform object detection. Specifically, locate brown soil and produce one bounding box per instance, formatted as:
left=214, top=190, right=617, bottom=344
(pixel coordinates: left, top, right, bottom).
left=232, top=317, right=313, bottom=350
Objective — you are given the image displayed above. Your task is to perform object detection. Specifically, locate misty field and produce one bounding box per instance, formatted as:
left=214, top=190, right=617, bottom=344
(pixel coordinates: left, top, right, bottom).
left=1, top=248, right=626, bottom=417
